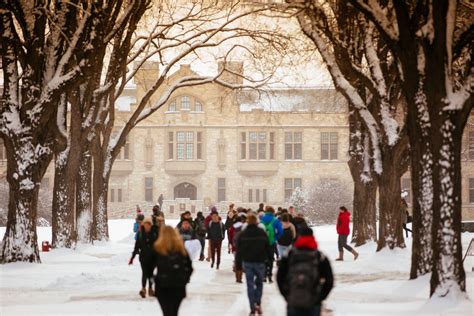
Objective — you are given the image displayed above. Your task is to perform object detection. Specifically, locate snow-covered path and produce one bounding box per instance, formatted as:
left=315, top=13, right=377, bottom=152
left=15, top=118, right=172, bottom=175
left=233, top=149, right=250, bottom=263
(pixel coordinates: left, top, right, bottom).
left=1, top=220, right=473, bottom=315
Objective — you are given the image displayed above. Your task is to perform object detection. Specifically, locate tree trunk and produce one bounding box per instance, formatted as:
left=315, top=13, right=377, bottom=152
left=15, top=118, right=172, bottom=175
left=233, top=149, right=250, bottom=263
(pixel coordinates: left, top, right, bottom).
left=91, top=139, right=110, bottom=241
left=377, top=158, right=405, bottom=251
left=51, top=151, right=77, bottom=248
left=76, top=150, right=92, bottom=243
left=429, top=113, right=466, bottom=296
left=1, top=140, right=52, bottom=263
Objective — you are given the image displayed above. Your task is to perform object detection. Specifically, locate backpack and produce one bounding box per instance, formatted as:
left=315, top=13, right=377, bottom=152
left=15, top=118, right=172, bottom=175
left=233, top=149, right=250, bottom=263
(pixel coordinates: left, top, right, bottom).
left=155, top=253, right=192, bottom=288
left=264, top=218, right=276, bottom=245
left=278, top=227, right=293, bottom=246
left=286, top=249, right=321, bottom=308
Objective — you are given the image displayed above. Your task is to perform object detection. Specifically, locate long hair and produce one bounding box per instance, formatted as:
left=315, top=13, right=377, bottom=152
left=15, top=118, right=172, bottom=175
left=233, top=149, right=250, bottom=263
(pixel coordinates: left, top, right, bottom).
left=154, top=225, right=187, bottom=256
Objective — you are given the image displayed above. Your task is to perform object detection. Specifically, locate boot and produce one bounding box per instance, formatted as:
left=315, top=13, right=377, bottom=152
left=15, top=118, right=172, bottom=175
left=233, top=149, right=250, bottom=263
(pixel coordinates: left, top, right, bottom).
left=199, top=254, right=205, bottom=261
left=139, top=288, right=146, bottom=298
left=335, top=251, right=343, bottom=261
left=351, top=249, right=359, bottom=260
left=236, top=270, right=243, bottom=283
left=148, top=287, right=154, bottom=297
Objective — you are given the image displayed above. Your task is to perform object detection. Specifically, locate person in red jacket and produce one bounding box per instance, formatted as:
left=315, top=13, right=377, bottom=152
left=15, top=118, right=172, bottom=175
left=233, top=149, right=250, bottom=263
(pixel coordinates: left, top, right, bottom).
left=336, top=206, right=359, bottom=261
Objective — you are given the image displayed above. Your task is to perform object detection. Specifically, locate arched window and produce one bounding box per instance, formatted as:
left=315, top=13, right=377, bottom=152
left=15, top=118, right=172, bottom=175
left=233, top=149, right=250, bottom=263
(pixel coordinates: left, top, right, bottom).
left=195, top=100, right=202, bottom=112
left=181, top=96, right=190, bottom=110
left=168, top=100, right=176, bottom=111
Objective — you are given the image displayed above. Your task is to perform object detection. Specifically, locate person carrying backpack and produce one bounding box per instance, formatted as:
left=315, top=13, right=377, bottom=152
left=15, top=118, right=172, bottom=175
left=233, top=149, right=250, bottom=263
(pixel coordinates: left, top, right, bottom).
left=154, top=226, right=193, bottom=316
left=277, top=227, right=333, bottom=316
left=207, top=209, right=225, bottom=269
left=134, top=208, right=145, bottom=241
left=129, top=216, right=159, bottom=298
left=277, top=213, right=296, bottom=259
left=194, top=211, right=207, bottom=261
left=260, top=206, right=283, bottom=282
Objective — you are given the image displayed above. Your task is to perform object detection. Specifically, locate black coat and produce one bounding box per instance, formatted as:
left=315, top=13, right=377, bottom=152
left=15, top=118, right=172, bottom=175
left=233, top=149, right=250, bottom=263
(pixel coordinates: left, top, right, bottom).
left=277, top=248, right=333, bottom=305
left=235, top=224, right=271, bottom=263
left=154, top=251, right=193, bottom=295
left=207, top=221, right=225, bottom=241
left=131, top=227, right=158, bottom=264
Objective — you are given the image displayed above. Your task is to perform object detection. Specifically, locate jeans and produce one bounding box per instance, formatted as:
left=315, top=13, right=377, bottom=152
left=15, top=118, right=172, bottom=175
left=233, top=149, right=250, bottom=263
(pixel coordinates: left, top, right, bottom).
left=266, top=245, right=275, bottom=279
left=287, top=305, right=321, bottom=316
left=198, top=237, right=205, bottom=257
left=338, top=234, right=353, bottom=252
left=210, top=240, right=222, bottom=267
left=243, top=261, right=266, bottom=312
left=277, top=244, right=290, bottom=258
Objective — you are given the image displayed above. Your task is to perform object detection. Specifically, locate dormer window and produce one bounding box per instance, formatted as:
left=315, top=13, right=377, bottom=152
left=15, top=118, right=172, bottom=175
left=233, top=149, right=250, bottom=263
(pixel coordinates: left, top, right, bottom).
left=181, top=96, right=190, bottom=110
left=169, top=100, right=177, bottom=111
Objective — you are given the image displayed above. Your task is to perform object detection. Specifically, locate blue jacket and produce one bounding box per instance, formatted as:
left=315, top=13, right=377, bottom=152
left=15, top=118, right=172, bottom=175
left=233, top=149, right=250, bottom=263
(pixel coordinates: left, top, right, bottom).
left=261, top=213, right=283, bottom=244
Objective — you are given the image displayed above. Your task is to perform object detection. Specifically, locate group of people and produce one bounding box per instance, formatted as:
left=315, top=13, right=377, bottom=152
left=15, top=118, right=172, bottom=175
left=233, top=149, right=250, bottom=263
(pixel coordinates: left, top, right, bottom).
left=130, top=203, right=361, bottom=316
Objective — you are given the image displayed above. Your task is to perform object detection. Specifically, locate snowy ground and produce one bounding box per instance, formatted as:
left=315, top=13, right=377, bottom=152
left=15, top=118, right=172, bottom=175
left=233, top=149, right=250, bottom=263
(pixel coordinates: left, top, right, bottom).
left=1, top=220, right=473, bottom=316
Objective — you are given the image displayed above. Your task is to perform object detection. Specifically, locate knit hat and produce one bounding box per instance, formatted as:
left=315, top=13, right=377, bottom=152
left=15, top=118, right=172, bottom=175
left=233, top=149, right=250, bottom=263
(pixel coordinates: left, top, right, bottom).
left=211, top=209, right=219, bottom=215
left=300, top=227, right=313, bottom=236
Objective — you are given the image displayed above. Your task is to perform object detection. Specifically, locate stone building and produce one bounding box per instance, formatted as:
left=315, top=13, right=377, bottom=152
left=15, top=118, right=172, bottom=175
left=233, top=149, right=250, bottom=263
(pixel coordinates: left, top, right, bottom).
left=0, top=62, right=473, bottom=220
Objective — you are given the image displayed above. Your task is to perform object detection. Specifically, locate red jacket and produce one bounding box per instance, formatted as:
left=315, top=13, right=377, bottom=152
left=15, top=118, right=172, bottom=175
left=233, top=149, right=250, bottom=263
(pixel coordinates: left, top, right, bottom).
left=336, top=211, right=351, bottom=235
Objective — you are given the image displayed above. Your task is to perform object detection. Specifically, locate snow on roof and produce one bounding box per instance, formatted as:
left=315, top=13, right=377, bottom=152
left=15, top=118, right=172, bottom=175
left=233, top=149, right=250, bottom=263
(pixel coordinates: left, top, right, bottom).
left=237, top=88, right=348, bottom=113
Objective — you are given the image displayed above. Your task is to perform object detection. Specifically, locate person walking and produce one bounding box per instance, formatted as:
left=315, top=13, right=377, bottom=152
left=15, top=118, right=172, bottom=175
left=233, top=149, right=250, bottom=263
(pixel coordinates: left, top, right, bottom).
left=277, top=213, right=296, bottom=259
left=129, top=216, right=159, bottom=298
left=152, top=205, right=165, bottom=227
left=207, top=209, right=225, bottom=269
left=277, top=227, right=334, bottom=316
left=178, top=219, right=196, bottom=241
left=336, top=206, right=359, bottom=261
left=225, top=204, right=236, bottom=254
left=401, top=198, right=412, bottom=238
left=260, top=206, right=283, bottom=282
left=194, top=211, right=207, bottom=261
left=133, top=207, right=145, bottom=241
left=229, top=214, right=246, bottom=283
left=293, top=212, right=309, bottom=237
left=153, top=226, right=193, bottom=316
left=236, top=213, right=271, bottom=316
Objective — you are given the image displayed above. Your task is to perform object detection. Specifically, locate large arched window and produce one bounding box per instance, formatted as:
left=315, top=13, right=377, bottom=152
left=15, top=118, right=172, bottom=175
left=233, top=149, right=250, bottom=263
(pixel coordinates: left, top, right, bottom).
left=167, top=95, right=204, bottom=112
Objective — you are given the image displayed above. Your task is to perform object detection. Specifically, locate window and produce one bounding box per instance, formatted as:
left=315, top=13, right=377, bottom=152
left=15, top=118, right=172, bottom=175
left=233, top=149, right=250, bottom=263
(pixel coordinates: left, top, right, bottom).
left=0, top=139, right=5, bottom=161
left=241, top=132, right=246, bottom=159
left=248, top=188, right=268, bottom=203
left=168, top=132, right=174, bottom=159
left=195, top=101, right=202, bottom=112
left=110, top=189, right=115, bottom=203
left=401, top=178, right=411, bottom=204
left=168, top=131, right=203, bottom=160
left=241, top=131, right=275, bottom=160
left=469, top=131, right=474, bottom=160
left=248, top=189, right=253, bottom=202
left=168, top=100, right=177, bottom=111
left=321, top=132, right=338, bottom=160
left=285, top=132, right=302, bottom=160
left=145, top=177, right=153, bottom=202
left=285, top=178, right=302, bottom=201
left=263, top=189, right=267, bottom=203
left=118, top=188, right=122, bottom=203
left=197, top=132, right=203, bottom=159
left=170, top=205, right=175, bottom=214
left=470, top=179, right=474, bottom=203
left=181, top=96, right=190, bottom=110
left=145, top=138, right=153, bottom=166
left=218, top=178, right=226, bottom=202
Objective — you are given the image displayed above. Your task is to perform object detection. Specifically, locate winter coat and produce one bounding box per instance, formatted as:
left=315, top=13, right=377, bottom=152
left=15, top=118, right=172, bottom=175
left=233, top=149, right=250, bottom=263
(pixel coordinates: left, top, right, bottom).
left=179, top=227, right=196, bottom=241
left=154, top=251, right=193, bottom=295
left=235, top=224, right=271, bottom=263
left=293, top=216, right=309, bottom=237
left=207, top=221, right=225, bottom=241
left=131, top=227, right=158, bottom=264
left=194, top=216, right=207, bottom=238
left=278, top=222, right=296, bottom=246
left=204, top=214, right=213, bottom=229
left=225, top=213, right=235, bottom=230
left=336, top=211, right=351, bottom=235
left=228, top=221, right=243, bottom=252
left=277, top=235, right=333, bottom=305
left=177, top=218, right=197, bottom=230
left=260, top=213, right=283, bottom=245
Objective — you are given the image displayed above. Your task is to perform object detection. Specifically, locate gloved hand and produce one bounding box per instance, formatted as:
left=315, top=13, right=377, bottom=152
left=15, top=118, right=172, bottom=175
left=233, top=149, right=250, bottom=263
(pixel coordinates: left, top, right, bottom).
left=128, top=258, right=133, bottom=265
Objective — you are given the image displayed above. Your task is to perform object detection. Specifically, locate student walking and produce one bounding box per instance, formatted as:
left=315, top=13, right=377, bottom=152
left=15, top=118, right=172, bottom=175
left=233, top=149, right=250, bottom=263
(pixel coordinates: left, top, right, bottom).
left=401, top=198, right=412, bottom=238
left=229, top=214, right=246, bottom=283
left=277, top=213, right=296, bottom=258
left=129, top=217, right=159, bottom=298
left=236, top=213, right=271, bottom=316
left=336, top=206, right=359, bottom=261
left=277, top=227, right=334, bottom=316
left=207, top=209, right=225, bottom=269
left=260, top=206, right=283, bottom=282
left=154, top=226, right=193, bottom=316
left=195, top=211, right=207, bottom=261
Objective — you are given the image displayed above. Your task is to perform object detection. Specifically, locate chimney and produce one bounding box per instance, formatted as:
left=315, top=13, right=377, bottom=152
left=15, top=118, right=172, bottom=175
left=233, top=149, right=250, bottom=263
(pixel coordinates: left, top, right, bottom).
left=217, top=61, right=243, bottom=85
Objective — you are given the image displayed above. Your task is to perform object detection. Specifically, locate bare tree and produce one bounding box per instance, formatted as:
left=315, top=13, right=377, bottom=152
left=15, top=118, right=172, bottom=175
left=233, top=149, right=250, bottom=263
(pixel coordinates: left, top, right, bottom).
left=0, top=1, right=139, bottom=262
left=347, top=0, right=472, bottom=296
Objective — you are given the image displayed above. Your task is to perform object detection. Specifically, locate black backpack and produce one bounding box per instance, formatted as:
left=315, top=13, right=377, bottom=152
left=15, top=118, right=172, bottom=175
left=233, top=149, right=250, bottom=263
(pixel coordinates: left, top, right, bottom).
left=286, top=249, right=321, bottom=308
left=155, top=253, right=192, bottom=288
left=278, top=227, right=294, bottom=246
